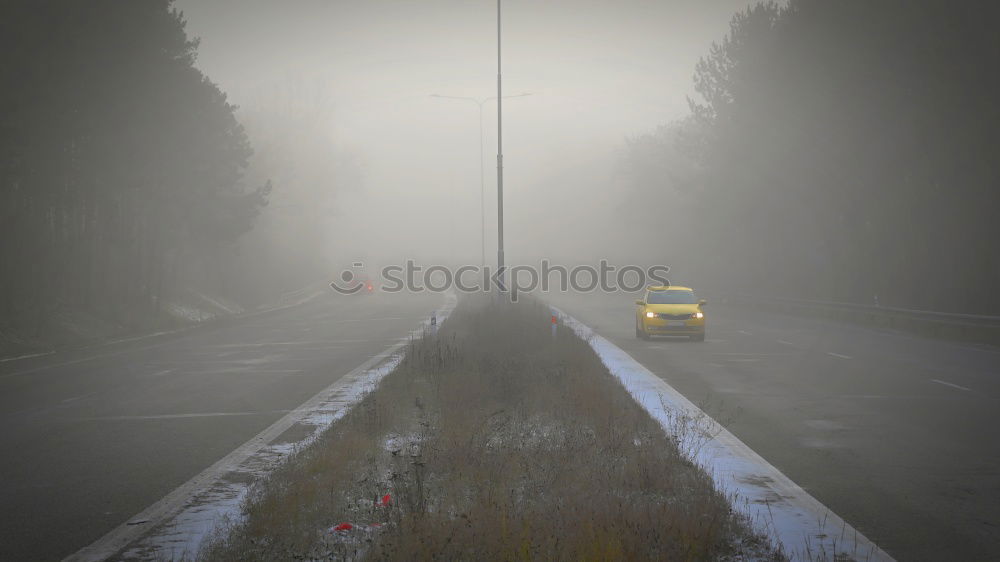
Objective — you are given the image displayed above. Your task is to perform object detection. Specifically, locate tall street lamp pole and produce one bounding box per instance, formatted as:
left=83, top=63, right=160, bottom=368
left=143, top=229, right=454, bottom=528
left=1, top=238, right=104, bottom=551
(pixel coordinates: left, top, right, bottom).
left=430, top=92, right=531, bottom=269
left=496, top=0, right=505, bottom=294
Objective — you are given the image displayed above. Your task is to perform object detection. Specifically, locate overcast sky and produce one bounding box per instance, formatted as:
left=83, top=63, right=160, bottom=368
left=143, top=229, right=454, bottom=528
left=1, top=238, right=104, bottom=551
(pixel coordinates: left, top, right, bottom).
left=174, top=0, right=756, bottom=267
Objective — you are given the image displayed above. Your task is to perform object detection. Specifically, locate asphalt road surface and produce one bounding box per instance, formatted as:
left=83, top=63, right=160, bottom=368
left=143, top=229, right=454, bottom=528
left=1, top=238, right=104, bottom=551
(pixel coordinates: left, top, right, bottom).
left=0, top=290, right=442, bottom=561
left=547, top=291, right=1000, bottom=561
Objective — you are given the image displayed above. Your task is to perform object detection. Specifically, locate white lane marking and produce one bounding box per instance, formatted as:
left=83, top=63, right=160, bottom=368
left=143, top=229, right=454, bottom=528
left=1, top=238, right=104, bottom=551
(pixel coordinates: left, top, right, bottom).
left=930, top=379, right=972, bottom=392
left=776, top=339, right=795, bottom=346
left=160, top=358, right=314, bottom=364
left=724, top=358, right=760, bottom=363
left=711, top=352, right=788, bottom=356
left=328, top=316, right=423, bottom=323
left=61, top=391, right=100, bottom=403
left=207, top=342, right=331, bottom=348
left=0, top=348, right=139, bottom=380
left=0, top=290, right=332, bottom=378
left=706, top=338, right=726, bottom=343
left=143, top=369, right=174, bottom=378
left=106, top=330, right=175, bottom=346
left=85, top=411, right=291, bottom=421
left=738, top=329, right=751, bottom=335
left=0, top=350, right=55, bottom=363
left=804, top=419, right=847, bottom=431
left=327, top=338, right=406, bottom=343
left=183, top=369, right=303, bottom=375
left=827, top=352, right=853, bottom=360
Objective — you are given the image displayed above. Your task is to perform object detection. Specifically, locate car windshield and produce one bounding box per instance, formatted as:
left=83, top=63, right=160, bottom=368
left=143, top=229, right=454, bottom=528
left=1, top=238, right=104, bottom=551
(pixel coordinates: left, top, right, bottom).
left=646, top=291, right=697, bottom=304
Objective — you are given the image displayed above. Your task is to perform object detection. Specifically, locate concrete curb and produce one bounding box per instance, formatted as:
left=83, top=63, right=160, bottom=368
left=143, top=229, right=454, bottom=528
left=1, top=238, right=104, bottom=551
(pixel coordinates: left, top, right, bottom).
left=552, top=306, right=894, bottom=562
left=66, top=293, right=456, bottom=561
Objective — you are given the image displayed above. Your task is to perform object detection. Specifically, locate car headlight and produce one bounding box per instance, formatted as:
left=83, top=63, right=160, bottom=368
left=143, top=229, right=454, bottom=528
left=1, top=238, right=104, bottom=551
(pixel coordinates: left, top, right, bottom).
left=693, top=311, right=704, bottom=319
left=645, top=311, right=656, bottom=318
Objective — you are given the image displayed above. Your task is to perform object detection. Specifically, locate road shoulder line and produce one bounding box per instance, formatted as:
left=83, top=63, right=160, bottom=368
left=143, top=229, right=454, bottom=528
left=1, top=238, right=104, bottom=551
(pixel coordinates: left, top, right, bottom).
left=552, top=306, right=894, bottom=562
left=930, top=379, right=971, bottom=392
left=1, top=284, right=328, bottom=378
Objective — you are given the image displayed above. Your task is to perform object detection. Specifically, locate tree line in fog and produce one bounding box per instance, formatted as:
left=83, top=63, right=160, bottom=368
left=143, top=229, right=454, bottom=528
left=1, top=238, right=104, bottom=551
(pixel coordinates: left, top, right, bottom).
left=0, top=1, right=269, bottom=334
left=624, top=1, right=1000, bottom=312
left=4, top=0, right=997, bottom=347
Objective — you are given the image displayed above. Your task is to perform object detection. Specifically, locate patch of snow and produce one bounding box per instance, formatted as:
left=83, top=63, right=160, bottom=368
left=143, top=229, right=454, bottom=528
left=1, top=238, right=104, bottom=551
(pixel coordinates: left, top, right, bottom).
left=553, top=306, right=894, bottom=562
left=118, top=356, right=413, bottom=559
left=73, top=293, right=457, bottom=561
left=164, top=302, right=215, bottom=323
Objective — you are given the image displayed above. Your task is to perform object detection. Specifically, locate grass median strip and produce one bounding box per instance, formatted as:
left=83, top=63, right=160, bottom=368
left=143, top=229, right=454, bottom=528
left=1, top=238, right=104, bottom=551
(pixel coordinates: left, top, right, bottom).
left=202, top=297, right=782, bottom=560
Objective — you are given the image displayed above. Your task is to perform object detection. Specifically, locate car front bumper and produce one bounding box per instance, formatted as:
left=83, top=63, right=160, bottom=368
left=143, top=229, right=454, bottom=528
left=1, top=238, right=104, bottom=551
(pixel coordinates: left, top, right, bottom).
left=642, top=319, right=705, bottom=334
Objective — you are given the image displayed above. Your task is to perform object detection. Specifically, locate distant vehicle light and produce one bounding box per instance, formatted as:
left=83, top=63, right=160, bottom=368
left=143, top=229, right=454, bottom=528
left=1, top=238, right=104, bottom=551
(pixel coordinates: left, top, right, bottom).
left=645, top=311, right=656, bottom=318
left=693, top=311, right=704, bottom=319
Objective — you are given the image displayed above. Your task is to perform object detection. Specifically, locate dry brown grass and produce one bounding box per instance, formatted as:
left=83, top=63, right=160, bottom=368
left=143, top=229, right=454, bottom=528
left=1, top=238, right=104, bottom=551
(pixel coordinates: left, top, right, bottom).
left=201, top=296, right=782, bottom=561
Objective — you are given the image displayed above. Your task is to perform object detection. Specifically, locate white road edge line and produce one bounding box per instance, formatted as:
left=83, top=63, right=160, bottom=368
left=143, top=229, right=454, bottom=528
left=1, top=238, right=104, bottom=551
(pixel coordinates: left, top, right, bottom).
left=66, top=293, right=457, bottom=562
left=0, top=350, right=55, bottom=363
left=61, top=391, right=100, bottom=403
left=827, top=351, right=853, bottom=360
left=930, top=379, right=972, bottom=392
left=83, top=411, right=293, bottom=421
left=552, top=306, right=893, bottom=562
left=1, top=287, right=329, bottom=379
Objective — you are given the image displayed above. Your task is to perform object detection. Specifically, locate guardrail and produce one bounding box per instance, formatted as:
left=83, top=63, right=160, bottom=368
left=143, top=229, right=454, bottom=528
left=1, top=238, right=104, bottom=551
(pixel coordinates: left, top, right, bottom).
left=724, top=293, right=1000, bottom=346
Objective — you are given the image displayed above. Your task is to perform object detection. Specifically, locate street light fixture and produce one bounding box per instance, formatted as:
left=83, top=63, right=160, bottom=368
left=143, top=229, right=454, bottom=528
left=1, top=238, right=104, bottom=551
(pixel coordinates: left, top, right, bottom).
left=430, top=92, right=531, bottom=268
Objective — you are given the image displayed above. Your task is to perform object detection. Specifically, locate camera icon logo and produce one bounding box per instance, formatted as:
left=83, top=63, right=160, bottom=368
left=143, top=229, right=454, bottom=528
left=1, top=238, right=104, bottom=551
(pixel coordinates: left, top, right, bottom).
left=329, top=262, right=369, bottom=295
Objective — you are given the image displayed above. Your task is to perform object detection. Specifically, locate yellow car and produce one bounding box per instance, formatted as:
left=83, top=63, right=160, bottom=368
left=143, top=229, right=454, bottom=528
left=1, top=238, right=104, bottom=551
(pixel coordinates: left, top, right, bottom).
left=635, top=286, right=707, bottom=341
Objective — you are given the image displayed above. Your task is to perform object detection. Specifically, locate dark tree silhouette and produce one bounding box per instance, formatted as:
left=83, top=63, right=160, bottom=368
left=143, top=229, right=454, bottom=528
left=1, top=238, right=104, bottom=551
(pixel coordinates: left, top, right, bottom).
left=626, top=0, right=1000, bottom=312
left=0, top=1, right=268, bottom=337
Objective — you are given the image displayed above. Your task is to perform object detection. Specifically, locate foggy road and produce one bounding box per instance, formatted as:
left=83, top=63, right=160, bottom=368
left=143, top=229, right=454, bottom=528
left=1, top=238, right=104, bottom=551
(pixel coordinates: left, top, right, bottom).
left=5, top=0, right=1000, bottom=559
left=547, top=292, right=1000, bottom=562
left=0, top=291, right=442, bottom=561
